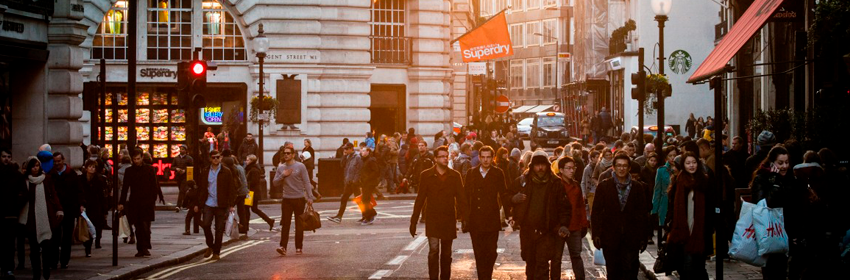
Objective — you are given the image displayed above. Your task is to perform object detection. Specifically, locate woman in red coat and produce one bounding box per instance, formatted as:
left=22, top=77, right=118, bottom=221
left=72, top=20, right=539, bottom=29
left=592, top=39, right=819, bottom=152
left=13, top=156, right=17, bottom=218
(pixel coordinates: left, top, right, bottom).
left=21, top=157, right=63, bottom=280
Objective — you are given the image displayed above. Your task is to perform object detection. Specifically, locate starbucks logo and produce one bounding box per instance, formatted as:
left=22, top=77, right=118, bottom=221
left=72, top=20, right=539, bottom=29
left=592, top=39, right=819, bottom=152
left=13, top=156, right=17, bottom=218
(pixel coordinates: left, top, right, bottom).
left=669, top=50, right=692, bottom=74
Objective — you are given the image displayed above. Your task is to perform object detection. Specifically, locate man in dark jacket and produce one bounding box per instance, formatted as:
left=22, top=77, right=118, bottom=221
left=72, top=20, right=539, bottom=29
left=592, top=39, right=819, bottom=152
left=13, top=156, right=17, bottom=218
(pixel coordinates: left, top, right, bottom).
left=119, top=148, right=165, bottom=257
left=508, top=150, right=571, bottom=280
left=1, top=149, right=25, bottom=278
left=237, top=133, right=258, bottom=163
left=408, top=141, right=435, bottom=193
left=463, top=146, right=509, bottom=280
left=745, top=130, right=775, bottom=175
left=327, top=143, right=361, bottom=223
left=591, top=153, right=650, bottom=280
left=410, top=146, right=468, bottom=280
left=453, top=143, right=473, bottom=178
left=172, top=145, right=193, bottom=208
left=50, top=152, right=83, bottom=269
left=358, top=147, right=381, bottom=224
left=196, top=150, right=235, bottom=260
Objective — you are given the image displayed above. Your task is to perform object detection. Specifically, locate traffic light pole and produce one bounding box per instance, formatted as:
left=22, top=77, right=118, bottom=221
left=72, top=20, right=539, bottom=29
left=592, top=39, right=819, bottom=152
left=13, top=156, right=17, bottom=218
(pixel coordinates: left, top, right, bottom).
left=636, top=48, right=645, bottom=155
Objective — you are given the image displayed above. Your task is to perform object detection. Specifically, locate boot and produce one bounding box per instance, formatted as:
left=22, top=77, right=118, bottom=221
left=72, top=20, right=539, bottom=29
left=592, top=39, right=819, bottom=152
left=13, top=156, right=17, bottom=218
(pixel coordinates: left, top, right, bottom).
left=128, top=235, right=136, bottom=244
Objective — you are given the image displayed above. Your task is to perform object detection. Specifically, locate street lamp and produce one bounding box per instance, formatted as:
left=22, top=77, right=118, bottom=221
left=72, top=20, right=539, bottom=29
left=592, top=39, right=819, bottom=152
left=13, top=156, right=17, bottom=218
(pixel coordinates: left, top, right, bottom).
left=254, top=23, right=269, bottom=167
left=651, top=0, right=670, bottom=151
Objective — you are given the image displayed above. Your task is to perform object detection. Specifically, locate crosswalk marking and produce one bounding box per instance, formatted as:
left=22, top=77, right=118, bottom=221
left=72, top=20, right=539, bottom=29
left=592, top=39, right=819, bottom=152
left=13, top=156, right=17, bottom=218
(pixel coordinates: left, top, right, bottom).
left=386, top=255, right=408, bottom=266
left=368, top=269, right=392, bottom=279
left=403, top=236, right=427, bottom=251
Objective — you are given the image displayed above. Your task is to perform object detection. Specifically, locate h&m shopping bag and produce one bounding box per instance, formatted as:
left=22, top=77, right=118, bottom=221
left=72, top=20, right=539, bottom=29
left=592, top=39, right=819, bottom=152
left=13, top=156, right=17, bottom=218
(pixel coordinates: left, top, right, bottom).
left=729, top=200, right=766, bottom=266
left=753, top=199, right=789, bottom=255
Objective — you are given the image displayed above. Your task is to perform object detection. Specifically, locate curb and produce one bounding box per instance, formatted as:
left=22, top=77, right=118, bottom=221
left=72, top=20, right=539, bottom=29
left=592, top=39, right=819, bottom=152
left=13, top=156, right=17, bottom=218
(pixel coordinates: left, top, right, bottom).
left=256, top=194, right=418, bottom=204
left=87, top=229, right=257, bottom=280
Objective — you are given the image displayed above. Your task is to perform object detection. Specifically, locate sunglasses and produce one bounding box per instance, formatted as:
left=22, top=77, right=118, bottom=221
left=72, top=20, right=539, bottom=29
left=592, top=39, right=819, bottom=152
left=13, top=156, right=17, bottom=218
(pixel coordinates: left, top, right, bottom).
left=211, top=156, right=221, bottom=159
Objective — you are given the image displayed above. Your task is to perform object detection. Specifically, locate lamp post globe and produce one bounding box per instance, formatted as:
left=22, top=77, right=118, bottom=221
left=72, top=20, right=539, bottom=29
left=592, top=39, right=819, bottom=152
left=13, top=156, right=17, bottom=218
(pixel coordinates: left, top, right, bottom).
left=651, top=0, right=672, bottom=16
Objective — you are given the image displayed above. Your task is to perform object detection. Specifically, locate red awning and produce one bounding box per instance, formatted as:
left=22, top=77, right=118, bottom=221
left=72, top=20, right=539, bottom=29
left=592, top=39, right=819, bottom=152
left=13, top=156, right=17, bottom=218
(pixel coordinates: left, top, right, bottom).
left=687, top=0, right=785, bottom=83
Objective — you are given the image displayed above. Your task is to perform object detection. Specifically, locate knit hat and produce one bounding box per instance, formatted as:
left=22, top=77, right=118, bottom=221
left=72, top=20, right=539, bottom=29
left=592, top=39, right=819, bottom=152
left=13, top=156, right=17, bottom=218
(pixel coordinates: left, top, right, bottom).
left=510, top=148, right=522, bottom=160
left=757, top=130, right=776, bottom=147
left=36, top=151, right=54, bottom=173
left=530, top=150, right=550, bottom=167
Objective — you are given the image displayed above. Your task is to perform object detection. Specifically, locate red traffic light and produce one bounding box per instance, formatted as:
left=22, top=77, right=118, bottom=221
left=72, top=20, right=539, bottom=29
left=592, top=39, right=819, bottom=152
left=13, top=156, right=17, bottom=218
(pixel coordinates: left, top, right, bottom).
left=191, top=61, right=206, bottom=75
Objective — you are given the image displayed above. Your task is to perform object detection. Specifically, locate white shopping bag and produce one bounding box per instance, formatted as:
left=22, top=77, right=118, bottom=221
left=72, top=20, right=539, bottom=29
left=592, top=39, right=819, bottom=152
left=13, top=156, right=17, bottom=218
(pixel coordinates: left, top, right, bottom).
left=753, top=199, right=789, bottom=255
left=729, top=201, right=766, bottom=266
left=593, top=249, right=606, bottom=266
left=224, top=211, right=236, bottom=237
left=118, top=216, right=131, bottom=239
left=81, top=212, right=97, bottom=240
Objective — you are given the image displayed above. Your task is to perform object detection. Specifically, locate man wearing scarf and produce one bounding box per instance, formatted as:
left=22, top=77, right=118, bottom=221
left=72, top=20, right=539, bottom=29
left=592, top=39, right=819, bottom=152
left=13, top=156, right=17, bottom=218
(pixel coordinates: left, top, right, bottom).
left=509, top=150, right=571, bottom=280
left=591, top=153, right=650, bottom=280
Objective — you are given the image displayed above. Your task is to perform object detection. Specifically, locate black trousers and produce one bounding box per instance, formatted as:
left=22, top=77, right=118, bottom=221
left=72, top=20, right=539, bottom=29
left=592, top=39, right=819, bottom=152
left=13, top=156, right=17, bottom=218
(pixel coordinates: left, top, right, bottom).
left=236, top=195, right=248, bottom=233
left=427, top=237, right=453, bottom=280
left=361, top=184, right=375, bottom=220
left=521, top=229, right=556, bottom=280
left=176, top=177, right=187, bottom=208
left=470, top=231, right=499, bottom=280
left=29, top=235, right=53, bottom=280
left=133, top=219, right=152, bottom=253
left=335, top=182, right=359, bottom=218
left=601, top=245, right=640, bottom=280
left=280, top=198, right=305, bottom=249
left=185, top=209, right=201, bottom=233
left=54, top=215, right=75, bottom=266
left=202, top=206, right=227, bottom=255
left=1, top=218, right=16, bottom=272
left=16, top=223, right=26, bottom=268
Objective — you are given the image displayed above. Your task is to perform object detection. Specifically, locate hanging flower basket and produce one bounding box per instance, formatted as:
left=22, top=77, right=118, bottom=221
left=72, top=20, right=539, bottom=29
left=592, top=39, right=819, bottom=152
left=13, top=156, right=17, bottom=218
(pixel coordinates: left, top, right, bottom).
left=249, top=95, right=278, bottom=125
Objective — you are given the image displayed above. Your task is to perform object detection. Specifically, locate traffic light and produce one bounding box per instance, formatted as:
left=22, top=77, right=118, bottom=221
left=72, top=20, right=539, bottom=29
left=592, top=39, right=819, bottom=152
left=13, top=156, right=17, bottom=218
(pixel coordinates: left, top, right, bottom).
left=631, top=70, right=646, bottom=100
left=178, top=60, right=209, bottom=106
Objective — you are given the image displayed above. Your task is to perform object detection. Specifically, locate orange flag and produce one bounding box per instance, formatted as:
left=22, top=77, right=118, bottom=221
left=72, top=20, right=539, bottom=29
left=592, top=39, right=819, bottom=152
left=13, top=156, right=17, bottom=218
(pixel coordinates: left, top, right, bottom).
left=456, top=10, right=513, bottom=62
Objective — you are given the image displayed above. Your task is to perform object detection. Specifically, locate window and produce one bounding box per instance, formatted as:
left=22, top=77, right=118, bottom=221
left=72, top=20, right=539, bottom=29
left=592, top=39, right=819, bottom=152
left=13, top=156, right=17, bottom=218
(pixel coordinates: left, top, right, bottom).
left=481, top=0, right=491, bottom=17
left=494, top=0, right=507, bottom=13
left=510, top=24, right=524, bottom=47
left=92, top=1, right=129, bottom=60
left=146, top=0, right=193, bottom=61
left=527, top=0, right=540, bottom=10
left=510, top=59, right=524, bottom=90
left=543, top=57, right=556, bottom=87
left=542, top=19, right=557, bottom=45
left=526, top=58, right=540, bottom=89
left=370, top=0, right=410, bottom=64
left=526, top=21, right=541, bottom=47
left=201, top=0, right=246, bottom=61
left=544, top=0, right=557, bottom=7
left=511, top=0, right=523, bottom=12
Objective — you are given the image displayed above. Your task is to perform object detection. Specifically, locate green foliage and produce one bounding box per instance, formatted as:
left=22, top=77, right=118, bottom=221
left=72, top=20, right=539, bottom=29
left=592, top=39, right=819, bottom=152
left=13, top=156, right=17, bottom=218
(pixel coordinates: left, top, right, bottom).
left=249, top=95, right=278, bottom=125
left=748, top=103, right=850, bottom=152
left=809, top=0, right=850, bottom=56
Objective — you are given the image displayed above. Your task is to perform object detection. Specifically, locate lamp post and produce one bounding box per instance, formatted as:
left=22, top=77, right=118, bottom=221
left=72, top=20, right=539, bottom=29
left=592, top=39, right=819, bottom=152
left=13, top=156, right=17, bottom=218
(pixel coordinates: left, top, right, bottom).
left=255, top=23, right=269, bottom=167
left=651, top=0, right=671, bottom=150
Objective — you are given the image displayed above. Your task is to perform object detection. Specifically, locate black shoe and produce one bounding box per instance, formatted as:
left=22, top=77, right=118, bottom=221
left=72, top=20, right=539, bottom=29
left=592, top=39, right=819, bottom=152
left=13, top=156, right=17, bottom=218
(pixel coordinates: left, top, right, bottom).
left=128, top=236, right=136, bottom=244
left=143, top=251, right=152, bottom=257
left=268, top=219, right=276, bottom=231
left=183, top=231, right=191, bottom=236
left=123, top=237, right=128, bottom=243
left=103, top=225, right=112, bottom=230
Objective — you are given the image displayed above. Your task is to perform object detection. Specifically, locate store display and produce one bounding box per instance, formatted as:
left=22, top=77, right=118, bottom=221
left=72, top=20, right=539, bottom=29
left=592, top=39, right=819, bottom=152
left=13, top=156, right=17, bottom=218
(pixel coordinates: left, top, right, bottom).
left=153, top=126, right=168, bottom=141
left=136, top=109, right=150, bottom=123
left=137, top=127, right=150, bottom=141
left=118, top=126, right=128, bottom=141
left=153, top=144, right=168, bottom=158
left=171, top=145, right=181, bottom=157
left=171, top=95, right=179, bottom=106
left=151, top=92, right=167, bottom=105
left=171, top=126, right=186, bottom=141
left=153, top=109, right=169, bottom=123
left=138, top=144, right=150, bottom=154
left=117, top=109, right=128, bottom=123
left=171, top=109, right=185, bottom=123
left=137, top=92, right=150, bottom=105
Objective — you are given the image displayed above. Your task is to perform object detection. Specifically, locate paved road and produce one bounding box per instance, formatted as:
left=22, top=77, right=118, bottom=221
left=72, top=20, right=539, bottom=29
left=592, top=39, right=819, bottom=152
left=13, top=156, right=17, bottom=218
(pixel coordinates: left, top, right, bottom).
left=135, top=199, right=633, bottom=280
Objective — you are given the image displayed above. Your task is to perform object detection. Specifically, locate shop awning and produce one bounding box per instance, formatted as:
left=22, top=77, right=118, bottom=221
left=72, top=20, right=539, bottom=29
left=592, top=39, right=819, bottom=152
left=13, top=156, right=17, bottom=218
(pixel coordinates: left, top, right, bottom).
left=687, top=0, right=784, bottom=83
left=526, top=105, right=555, bottom=113
left=512, top=105, right=536, bottom=113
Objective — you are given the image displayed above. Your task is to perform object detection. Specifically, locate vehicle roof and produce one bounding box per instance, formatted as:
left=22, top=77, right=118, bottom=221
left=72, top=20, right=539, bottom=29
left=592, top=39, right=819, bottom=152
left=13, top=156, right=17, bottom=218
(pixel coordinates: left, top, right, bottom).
left=535, top=112, right=564, bottom=116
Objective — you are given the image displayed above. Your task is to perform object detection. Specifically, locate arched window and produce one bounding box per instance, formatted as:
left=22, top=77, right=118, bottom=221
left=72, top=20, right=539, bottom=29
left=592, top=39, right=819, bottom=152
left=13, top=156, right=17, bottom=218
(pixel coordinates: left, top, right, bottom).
left=91, top=0, right=245, bottom=61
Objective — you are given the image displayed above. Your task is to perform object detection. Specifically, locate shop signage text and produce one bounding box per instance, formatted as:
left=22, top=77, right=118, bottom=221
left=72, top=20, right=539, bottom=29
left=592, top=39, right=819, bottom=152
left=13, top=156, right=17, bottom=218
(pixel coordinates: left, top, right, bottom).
left=201, top=107, right=223, bottom=125
left=1, top=21, right=25, bottom=34
left=266, top=52, right=320, bottom=63
left=140, top=68, right=177, bottom=79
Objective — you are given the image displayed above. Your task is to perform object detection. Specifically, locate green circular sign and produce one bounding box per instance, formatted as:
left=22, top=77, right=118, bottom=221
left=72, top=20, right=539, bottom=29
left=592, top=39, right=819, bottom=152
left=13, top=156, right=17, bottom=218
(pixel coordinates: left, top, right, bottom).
left=669, top=50, right=692, bottom=74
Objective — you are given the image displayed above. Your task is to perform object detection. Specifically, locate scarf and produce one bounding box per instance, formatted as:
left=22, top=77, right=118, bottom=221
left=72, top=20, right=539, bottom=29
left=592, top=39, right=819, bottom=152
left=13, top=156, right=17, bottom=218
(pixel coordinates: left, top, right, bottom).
left=24, top=175, right=53, bottom=243
left=561, top=177, right=589, bottom=231
left=669, top=172, right=707, bottom=254
left=531, top=171, right=551, bottom=184
left=612, top=174, right=632, bottom=211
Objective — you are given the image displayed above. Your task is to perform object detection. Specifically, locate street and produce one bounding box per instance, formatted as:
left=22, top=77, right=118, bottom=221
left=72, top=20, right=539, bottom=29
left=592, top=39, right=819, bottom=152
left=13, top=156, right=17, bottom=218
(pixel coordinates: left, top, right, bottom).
left=134, top=200, right=622, bottom=280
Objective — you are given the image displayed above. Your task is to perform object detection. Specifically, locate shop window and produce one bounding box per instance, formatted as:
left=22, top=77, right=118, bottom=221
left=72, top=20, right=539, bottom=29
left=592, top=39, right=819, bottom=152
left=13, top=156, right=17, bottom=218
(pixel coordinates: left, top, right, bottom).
left=92, top=0, right=129, bottom=60
left=146, top=0, right=193, bottom=61
left=202, top=0, right=246, bottom=61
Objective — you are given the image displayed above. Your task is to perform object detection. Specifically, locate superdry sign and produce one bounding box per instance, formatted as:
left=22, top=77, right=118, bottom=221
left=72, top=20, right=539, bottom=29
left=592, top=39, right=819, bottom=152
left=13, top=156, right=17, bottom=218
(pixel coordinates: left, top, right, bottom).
left=140, top=68, right=177, bottom=79
left=454, top=10, right=513, bottom=63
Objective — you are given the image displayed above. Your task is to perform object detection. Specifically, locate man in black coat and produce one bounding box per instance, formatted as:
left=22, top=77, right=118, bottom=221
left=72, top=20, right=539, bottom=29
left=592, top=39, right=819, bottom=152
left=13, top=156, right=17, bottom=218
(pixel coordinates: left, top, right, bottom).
left=410, top=146, right=468, bottom=280
left=50, top=152, right=83, bottom=269
left=591, top=153, right=650, bottom=280
left=1, top=149, right=26, bottom=278
left=462, top=146, right=510, bottom=280
left=509, top=150, right=571, bottom=280
left=119, top=148, right=164, bottom=257
left=172, top=145, right=193, bottom=209
left=196, top=150, right=236, bottom=260
left=237, top=133, right=258, bottom=163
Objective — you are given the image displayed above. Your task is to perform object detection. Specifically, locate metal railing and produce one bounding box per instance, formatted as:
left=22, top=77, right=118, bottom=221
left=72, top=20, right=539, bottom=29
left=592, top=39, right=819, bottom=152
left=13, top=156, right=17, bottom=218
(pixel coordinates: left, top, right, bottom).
left=370, top=36, right=412, bottom=65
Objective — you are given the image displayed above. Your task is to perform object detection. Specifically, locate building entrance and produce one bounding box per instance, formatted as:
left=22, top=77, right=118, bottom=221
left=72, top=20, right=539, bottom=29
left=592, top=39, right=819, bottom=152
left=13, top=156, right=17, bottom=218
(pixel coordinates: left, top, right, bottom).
left=369, top=85, right=406, bottom=137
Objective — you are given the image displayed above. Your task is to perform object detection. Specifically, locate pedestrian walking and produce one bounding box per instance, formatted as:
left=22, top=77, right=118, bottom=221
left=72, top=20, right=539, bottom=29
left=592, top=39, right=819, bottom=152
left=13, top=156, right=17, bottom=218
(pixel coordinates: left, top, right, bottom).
left=224, top=155, right=250, bottom=233
left=749, top=146, right=798, bottom=280
left=686, top=113, right=697, bottom=139
left=745, top=130, right=776, bottom=175
left=181, top=180, right=201, bottom=235
left=81, top=160, right=107, bottom=257
left=216, top=129, right=232, bottom=152
left=245, top=155, right=275, bottom=230
left=453, top=142, right=473, bottom=179
left=335, top=138, right=350, bottom=159
left=172, top=145, right=193, bottom=209
left=462, top=146, right=509, bottom=280
left=273, top=146, right=315, bottom=256
left=118, top=148, right=165, bottom=258
left=49, top=152, right=82, bottom=269
left=384, top=136, right=401, bottom=193
left=1, top=149, right=26, bottom=279
left=553, top=155, right=588, bottom=280
left=237, top=133, right=258, bottom=164
left=591, top=153, right=650, bottom=280
left=410, top=146, right=468, bottom=280
left=327, top=143, right=361, bottom=223
left=365, top=132, right=376, bottom=150
left=508, top=150, right=571, bottom=280
left=667, top=152, right=716, bottom=279
left=358, top=147, right=381, bottom=224
left=301, top=139, right=315, bottom=184
left=408, top=141, right=435, bottom=194
left=581, top=118, right=591, bottom=145
left=22, top=157, right=63, bottom=280
left=197, top=150, right=235, bottom=260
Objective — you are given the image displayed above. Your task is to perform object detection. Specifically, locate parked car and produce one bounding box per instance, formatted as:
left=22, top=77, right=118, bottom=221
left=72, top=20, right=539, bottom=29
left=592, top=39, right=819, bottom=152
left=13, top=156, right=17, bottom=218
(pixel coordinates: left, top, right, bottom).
left=630, top=125, right=677, bottom=141
left=530, top=112, right=571, bottom=150
left=516, top=117, right=533, bottom=138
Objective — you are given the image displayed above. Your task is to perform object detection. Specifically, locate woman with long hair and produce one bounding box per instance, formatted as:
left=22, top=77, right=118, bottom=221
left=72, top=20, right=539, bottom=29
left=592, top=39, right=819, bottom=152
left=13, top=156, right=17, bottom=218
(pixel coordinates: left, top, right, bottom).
left=22, top=157, right=63, bottom=280
left=666, top=152, right=714, bottom=279
left=749, top=145, right=797, bottom=280
left=82, top=159, right=107, bottom=256
left=494, top=147, right=509, bottom=172
left=653, top=146, right=678, bottom=244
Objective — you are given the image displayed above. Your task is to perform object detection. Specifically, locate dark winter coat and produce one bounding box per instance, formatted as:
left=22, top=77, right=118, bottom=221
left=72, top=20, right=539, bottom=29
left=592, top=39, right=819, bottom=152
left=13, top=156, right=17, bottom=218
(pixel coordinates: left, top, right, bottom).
left=183, top=185, right=201, bottom=210
left=237, top=138, right=258, bottom=163
left=120, top=164, right=163, bottom=222
left=25, top=175, right=63, bottom=231
left=463, top=166, right=510, bottom=232
left=591, top=176, right=650, bottom=250
left=197, top=164, right=236, bottom=208
left=302, top=146, right=315, bottom=171
left=750, top=167, right=804, bottom=239
left=358, top=155, right=381, bottom=189
left=1, top=163, right=26, bottom=218
left=51, top=165, right=83, bottom=218
left=411, top=166, right=468, bottom=240
left=509, top=171, right=571, bottom=234
left=453, top=153, right=472, bottom=179
left=408, top=152, right=434, bottom=191
left=82, top=175, right=108, bottom=218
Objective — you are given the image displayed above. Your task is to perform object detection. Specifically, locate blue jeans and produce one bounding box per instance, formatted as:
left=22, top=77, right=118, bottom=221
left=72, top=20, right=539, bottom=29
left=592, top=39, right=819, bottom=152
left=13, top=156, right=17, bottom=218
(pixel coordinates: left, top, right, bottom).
left=552, top=230, right=586, bottom=280
left=202, top=206, right=228, bottom=255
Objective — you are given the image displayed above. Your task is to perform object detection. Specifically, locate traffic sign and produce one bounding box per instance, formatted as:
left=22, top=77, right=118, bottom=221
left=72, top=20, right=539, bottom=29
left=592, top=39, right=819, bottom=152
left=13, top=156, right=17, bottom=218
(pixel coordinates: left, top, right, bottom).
left=558, top=53, right=571, bottom=60
left=495, top=95, right=510, bottom=113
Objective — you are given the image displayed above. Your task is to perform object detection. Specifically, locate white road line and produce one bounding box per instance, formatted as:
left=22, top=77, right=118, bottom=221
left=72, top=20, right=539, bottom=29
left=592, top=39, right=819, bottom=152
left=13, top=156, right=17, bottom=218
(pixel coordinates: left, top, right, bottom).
left=403, top=236, right=427, bottom=251
left=385, top=255, right=408, bottom=266
left=368, top=269, right=393, bottom=279
left=144, top=240, right=263, bottom=280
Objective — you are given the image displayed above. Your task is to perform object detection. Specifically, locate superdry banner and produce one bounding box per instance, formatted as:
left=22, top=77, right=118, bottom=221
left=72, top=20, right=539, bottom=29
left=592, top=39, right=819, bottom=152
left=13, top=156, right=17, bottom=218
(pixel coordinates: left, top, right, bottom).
left=456, top=10, right=513, bottom=63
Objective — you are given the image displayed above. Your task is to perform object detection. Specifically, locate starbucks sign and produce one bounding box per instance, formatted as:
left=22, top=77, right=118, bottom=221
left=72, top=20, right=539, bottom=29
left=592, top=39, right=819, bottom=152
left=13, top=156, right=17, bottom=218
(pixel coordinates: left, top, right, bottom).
left=669, top=50, right=692, bottom=74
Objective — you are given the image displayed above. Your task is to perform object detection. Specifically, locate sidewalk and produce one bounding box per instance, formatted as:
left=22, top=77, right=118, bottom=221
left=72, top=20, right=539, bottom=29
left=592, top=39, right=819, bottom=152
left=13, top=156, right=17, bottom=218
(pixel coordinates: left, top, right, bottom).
left=638, top=243, right=764, bottom=280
